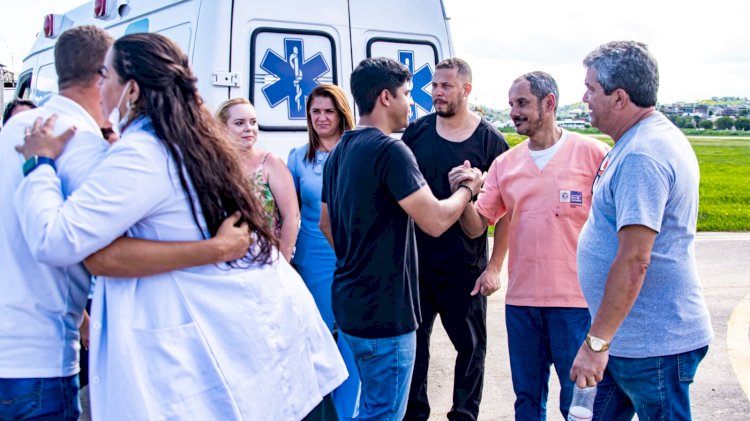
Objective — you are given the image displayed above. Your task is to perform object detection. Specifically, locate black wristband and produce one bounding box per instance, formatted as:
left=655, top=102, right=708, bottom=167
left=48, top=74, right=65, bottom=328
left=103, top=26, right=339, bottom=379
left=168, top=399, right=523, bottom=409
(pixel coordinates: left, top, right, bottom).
left=457, top=184, right=473, bottom=202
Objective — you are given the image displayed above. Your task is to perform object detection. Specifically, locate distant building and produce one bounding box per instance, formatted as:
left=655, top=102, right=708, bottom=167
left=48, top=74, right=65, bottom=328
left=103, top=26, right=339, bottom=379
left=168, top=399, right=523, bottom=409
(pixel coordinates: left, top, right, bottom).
left=557, top=119, right=587, bottom=129
left=0, top=64, right=14, bottom=87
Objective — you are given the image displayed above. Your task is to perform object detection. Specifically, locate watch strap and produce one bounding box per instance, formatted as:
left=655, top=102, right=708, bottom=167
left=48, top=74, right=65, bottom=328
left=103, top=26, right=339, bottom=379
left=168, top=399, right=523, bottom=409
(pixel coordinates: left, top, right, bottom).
left=22, top=156, right=56, bottom=177
left=585, top=334, right=610, bottom=352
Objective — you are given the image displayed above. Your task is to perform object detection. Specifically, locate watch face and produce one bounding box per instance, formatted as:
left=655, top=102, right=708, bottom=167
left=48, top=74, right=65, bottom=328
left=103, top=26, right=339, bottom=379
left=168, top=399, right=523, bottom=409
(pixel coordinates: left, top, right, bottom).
left=591, top=338, right=603, bottom=351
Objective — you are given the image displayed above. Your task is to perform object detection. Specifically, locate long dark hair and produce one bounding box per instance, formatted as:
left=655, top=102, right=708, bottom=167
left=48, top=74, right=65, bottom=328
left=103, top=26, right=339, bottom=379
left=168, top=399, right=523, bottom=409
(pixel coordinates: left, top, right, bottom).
left=304, top=84, right=354, bottom=162
left=111, top=33, right=276, bottom=263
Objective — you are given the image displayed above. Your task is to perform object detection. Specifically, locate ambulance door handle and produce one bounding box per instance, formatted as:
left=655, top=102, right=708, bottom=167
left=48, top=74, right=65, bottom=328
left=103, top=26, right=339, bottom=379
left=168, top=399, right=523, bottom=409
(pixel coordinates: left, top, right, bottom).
left=211, top=71, right=240, bottom=87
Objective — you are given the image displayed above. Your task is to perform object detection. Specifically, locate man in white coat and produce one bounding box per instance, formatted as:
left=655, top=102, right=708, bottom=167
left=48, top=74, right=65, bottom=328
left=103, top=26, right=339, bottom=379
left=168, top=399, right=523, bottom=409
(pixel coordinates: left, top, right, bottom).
left=0, top=26, right=113, bottom=420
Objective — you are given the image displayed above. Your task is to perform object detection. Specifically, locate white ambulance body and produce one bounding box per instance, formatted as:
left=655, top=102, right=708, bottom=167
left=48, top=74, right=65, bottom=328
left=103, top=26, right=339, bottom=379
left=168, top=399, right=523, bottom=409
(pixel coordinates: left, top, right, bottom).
left=17, top=0, right=453, bottom=159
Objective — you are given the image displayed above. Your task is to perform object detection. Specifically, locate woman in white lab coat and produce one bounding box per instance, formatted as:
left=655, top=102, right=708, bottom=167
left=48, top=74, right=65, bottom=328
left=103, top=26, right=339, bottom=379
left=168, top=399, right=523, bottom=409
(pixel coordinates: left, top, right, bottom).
left=14, top=33, right=346, bottom=420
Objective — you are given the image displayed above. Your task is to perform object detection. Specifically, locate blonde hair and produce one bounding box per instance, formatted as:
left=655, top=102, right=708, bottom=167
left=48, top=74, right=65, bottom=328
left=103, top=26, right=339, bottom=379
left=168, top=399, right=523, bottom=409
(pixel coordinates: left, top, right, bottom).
left=216, top=97, right=253, bottom=125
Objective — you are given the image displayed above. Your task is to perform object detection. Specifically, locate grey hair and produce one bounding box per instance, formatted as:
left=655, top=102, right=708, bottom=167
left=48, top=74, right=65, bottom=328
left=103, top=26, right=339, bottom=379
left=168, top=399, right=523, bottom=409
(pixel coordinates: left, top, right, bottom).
left=436, top=57, right=472, bottom=83
left=513, top=71, right=559, bottom=112
left=583, top=41, right=659, bottom=108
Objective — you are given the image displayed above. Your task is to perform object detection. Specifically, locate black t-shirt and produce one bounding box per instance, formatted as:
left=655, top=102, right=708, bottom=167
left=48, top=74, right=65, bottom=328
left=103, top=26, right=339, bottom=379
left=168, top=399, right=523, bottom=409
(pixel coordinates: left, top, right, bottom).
left=402, top=114, right=509, bottom=270
left=322, top=127, right=427, bottom=338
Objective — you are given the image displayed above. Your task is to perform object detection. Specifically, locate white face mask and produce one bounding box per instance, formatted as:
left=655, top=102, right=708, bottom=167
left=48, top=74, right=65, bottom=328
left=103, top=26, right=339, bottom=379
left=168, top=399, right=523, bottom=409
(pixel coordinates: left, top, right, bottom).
left=107, top=82, right=132, bottom=135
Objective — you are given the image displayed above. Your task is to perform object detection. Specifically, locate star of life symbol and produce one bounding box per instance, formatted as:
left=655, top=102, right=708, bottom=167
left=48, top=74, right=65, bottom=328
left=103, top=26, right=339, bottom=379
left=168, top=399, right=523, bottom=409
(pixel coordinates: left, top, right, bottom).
left=398, top=50, right=433, bottom=122
left=260, top=38, right=330, bottom=119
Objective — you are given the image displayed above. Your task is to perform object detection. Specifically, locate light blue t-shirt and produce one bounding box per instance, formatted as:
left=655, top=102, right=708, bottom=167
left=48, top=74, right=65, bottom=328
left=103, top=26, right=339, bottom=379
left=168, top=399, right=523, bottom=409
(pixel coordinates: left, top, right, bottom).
left=577, top=112, right=713, bottom=358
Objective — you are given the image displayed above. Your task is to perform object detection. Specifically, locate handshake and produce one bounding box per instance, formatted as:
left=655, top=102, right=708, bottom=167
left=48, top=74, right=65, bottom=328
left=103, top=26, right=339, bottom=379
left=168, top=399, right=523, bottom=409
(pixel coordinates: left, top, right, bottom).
left=448, top=160, right=485, bottom=199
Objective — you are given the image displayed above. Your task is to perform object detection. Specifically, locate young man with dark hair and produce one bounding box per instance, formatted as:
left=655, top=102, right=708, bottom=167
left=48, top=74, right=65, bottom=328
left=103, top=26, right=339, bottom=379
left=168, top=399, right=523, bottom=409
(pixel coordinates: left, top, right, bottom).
left=320, top=57, right=484, bottom=420
left=403, top=58, right=509, bottom=421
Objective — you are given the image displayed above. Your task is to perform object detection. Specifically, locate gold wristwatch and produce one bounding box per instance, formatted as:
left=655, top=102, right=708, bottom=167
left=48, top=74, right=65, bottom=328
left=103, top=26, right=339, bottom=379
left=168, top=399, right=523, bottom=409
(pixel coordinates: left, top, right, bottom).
left=585, top=334, right=610, bottom=352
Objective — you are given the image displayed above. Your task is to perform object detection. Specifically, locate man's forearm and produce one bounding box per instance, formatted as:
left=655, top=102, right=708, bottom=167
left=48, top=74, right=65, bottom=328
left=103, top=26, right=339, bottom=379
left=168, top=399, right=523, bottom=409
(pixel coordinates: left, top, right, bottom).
left=459, top=203, right=488, bottom=239
left=588, top=256, right=647, bottom=341
left=423, top=187, right=473, bottom=237
left=84, top=237, right=231, bottom=277
left=487, top=216, right=509, bottom=271
left=588, top=225, right=656, bottom=341
left=319, top=203, right=335, bottom=249
left=321, top=226, right=334, bottom=249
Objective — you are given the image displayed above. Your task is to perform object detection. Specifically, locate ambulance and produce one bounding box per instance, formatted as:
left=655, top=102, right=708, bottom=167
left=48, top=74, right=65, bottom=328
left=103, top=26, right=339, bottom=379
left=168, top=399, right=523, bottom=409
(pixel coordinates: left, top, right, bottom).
left=17, top=0, right=454, bottom=158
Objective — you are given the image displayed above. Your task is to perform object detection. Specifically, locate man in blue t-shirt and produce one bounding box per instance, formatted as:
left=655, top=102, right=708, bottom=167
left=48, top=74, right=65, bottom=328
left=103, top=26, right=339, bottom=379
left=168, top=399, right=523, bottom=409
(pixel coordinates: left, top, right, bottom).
left=570, top=41, right=713, bottom=420
left=320, top=57, right=484, bottom=420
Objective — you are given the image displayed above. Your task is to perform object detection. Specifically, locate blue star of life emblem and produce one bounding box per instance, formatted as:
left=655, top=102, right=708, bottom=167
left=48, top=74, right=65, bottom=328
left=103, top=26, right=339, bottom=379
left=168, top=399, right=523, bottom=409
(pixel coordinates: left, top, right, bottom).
left=260, top=38, right=330, bottom=119
left=399, top=50, right=434, bottom=122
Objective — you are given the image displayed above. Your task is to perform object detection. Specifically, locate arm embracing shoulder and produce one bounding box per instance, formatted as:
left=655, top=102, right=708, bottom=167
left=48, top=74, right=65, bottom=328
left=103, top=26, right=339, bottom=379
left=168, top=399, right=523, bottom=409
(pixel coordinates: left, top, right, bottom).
left=84, top=212, right=251, bottom=277
left=14, top=138, right=170, bottom=266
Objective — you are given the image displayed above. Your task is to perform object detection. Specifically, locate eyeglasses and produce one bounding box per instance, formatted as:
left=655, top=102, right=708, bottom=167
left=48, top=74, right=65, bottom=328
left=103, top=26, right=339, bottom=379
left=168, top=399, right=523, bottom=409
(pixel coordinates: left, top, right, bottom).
left=591, top=152, right=610, bottom=194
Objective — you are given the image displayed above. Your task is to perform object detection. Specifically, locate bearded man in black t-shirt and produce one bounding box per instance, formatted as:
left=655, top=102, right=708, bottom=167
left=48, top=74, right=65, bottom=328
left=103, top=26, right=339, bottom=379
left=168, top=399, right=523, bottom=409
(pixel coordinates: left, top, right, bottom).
left=320, top=57, right=484, bottom=420
left=402, top=58, right=509, bottom=421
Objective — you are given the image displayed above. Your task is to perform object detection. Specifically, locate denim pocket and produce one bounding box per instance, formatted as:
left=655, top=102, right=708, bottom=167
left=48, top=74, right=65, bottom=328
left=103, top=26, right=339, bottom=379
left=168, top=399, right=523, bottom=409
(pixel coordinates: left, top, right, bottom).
left=0, top=378, right=43, bottom=419
left=347, top=336, right=378, bottom=361
left=678, top=345, right=709, bottom=383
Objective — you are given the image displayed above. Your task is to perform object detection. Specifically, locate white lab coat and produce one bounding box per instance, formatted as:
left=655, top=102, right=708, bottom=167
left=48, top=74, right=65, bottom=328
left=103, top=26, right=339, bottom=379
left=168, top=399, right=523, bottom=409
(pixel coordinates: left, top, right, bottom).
left=14, top=117, right=347, bottom=420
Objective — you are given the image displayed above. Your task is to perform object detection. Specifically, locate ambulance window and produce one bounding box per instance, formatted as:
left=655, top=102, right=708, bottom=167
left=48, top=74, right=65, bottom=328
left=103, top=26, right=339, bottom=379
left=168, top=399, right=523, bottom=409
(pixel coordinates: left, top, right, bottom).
left=250, top=28, right=337, bottom=131
left=32, top=64, right=58, bottom=104
left=367, top=38, right=439, bottom=122
left=157, top=23, right=192, bottom=56
left=16, top=72, right=33, bottom=100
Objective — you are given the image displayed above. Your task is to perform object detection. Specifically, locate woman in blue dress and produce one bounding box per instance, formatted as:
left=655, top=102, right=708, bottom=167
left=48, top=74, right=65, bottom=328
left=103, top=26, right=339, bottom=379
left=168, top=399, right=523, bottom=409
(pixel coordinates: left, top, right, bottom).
left=287, top=84, right=360, bottom=419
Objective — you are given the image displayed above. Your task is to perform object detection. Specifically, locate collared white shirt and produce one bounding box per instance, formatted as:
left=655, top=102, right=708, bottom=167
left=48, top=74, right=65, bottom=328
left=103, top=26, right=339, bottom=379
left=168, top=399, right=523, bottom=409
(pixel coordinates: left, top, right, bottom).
left=0, top=95, right=108, bottom=378
left=14, top=117, right=347, bottom=419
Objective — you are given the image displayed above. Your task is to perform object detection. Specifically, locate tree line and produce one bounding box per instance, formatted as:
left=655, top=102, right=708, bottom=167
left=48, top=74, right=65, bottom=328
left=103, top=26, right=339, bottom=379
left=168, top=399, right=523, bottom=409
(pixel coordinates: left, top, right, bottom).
left=668, top=115, right=750, bottom=131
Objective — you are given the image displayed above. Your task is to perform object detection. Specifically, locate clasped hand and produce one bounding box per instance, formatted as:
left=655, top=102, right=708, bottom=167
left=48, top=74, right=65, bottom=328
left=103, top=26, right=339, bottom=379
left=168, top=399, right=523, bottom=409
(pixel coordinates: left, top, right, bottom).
left=448, top=160, right=485, bottom=196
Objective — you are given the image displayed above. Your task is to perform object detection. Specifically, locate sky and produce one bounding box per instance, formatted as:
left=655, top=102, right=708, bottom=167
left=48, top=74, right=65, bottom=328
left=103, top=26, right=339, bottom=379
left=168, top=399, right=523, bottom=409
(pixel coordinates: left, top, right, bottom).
left=2, top=0, right=748, bottom=109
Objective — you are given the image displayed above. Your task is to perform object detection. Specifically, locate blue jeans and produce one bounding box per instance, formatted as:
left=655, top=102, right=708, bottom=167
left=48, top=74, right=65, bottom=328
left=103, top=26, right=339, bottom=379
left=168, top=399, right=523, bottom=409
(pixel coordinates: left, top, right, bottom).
left=594, top=345, right=708, bottom=421
left=306, top=281, right=361, bottom=420
left=505, top=305, right=591, bottom=421
left=341, top=331, right=416, bottom=421
left=0, top=375, right=80, bottom=420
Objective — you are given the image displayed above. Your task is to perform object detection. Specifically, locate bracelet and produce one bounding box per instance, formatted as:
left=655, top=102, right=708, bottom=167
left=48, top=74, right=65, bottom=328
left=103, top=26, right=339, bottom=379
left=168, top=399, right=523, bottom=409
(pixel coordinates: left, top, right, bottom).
left=457, top=184, right=473, bottom=202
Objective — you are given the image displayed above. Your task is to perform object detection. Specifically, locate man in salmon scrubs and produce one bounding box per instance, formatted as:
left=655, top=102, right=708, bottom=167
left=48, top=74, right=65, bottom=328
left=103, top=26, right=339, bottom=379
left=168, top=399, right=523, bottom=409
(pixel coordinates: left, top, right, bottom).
left=454, top=71, right=609, bottom=420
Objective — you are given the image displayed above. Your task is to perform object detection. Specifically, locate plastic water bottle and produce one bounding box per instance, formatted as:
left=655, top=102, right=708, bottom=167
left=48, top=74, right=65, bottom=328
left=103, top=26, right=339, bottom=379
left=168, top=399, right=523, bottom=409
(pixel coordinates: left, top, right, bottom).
left=567, top=385, right=597, bottom=421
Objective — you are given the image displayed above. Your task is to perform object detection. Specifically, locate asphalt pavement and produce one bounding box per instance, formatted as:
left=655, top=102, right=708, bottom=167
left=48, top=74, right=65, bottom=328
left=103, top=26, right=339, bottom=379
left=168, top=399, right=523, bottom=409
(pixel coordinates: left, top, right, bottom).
left=426, top=232, right=750, bottom=420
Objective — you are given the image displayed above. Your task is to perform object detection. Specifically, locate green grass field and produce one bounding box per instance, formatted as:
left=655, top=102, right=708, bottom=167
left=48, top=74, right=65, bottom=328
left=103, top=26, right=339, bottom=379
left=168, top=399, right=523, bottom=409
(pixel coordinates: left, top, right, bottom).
left=691, top=137, right=750, bottom=231
left=499, top=133, right=750, bottom=231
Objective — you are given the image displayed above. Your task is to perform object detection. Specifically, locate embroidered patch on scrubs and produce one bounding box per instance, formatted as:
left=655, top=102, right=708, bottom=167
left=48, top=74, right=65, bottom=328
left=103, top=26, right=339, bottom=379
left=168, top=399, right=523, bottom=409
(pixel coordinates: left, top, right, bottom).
left=560, top=190, right=571, bottom=203
left=570, top=191, right=583, bottom=206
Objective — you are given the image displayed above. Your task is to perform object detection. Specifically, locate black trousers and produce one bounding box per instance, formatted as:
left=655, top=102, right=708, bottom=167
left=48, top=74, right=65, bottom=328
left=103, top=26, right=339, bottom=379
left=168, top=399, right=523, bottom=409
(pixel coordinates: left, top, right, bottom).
left=405, top=265, right=487, bottom=421
left=78, top=299, right=92, bottom=389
